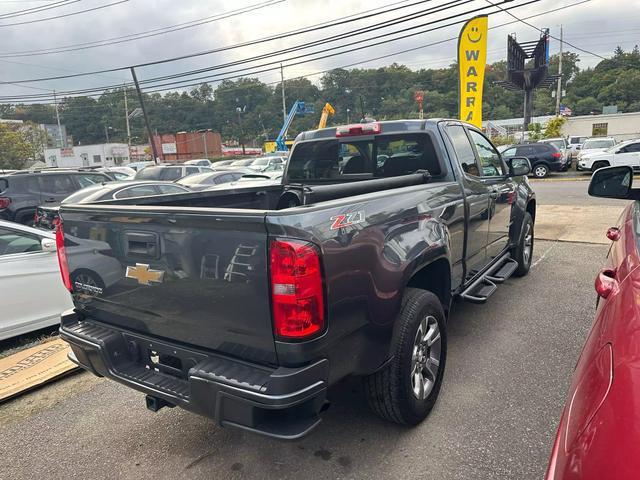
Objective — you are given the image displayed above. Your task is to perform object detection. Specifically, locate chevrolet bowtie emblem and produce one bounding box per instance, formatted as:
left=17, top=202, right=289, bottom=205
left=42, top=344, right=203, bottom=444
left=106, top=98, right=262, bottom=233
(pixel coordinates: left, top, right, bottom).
left=125, top=263, right=165, bottom=286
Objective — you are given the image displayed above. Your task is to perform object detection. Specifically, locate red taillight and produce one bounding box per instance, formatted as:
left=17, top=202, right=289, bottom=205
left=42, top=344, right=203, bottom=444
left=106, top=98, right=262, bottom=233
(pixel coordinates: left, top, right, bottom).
left=0, top=197, right=10, bottom=209
left=269, top=239, right=324, bottom=339
left=54, top=219, right=73, bottom=292
left=336, top=122, right=382, bottom=137
left=552, top=152, right=562, bottom=159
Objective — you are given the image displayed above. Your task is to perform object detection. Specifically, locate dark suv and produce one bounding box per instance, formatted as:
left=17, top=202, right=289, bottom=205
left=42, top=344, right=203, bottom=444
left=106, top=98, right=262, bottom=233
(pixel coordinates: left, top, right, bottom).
left=501, top=143, right=566, bottom=178
left=0, top=169, right=111, bottom=224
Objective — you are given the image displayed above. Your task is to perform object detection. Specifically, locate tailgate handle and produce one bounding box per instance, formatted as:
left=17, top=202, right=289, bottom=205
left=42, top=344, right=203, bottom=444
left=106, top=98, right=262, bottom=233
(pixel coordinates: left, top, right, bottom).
left=124, top=231, right=159, bottom=259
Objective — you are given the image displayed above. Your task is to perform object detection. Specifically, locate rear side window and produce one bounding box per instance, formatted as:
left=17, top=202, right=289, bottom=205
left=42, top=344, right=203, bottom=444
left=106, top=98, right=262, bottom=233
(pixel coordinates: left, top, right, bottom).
left=0, top=179, right=7, bottom=193
left=516, top=145, right=536, bottom=156
left=160, top=168, right=182, bottom=181
left=39, top=175, right=76, bottom=195
left=288, top=134, right=440, bottom=182
left=185, top=166, right=199, bottom=175
left=114, top=185, right=158, bottom=199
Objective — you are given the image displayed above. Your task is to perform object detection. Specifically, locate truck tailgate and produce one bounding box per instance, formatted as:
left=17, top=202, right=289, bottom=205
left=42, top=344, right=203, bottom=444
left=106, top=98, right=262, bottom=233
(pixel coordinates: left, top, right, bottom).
left=61, top=206, right=277, bottom=365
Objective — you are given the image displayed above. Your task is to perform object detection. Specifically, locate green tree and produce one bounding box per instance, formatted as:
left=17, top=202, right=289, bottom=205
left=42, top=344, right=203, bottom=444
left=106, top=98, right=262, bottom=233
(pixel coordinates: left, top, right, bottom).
left=0, top=123, right=31, bottom=169
left=543, top=116, right=566, bottom=138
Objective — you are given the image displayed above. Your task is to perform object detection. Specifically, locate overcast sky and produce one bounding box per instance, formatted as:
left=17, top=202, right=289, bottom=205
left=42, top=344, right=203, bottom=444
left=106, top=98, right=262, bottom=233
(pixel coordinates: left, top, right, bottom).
left=0, top=0, right=637, bottom=102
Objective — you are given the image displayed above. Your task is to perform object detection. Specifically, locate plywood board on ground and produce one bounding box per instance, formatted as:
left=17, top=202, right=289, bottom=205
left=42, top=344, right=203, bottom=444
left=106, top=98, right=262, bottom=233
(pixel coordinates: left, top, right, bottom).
left=0, top=337, right=78, bottom=402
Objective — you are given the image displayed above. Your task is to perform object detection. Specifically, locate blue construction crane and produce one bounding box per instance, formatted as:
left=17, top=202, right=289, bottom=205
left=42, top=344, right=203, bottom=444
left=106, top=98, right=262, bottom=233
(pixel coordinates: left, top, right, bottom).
left=275, top=100, right=315, bottom=151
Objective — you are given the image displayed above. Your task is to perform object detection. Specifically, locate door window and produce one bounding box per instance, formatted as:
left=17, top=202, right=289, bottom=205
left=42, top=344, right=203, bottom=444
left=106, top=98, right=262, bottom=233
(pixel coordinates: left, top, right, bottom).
left=447, top=125, right=481, bottom=177
left=515, top=145, right=537, bottom=157
left=186, top=167, right=199, bottom=175
left=468, top=130, right=505, bottom=176
left=0, top=227, right=42, bottom=256
left=114, top=185, right=158, bottom=199
left=38, top=175, right=76, bottom=195
left=621, top=142, right=640, bottom=153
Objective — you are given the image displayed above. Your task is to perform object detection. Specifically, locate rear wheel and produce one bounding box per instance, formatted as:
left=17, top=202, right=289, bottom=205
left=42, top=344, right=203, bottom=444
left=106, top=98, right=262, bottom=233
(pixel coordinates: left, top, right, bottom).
left=364, top=288, right=447, bottom=425
left=532, top=164, right=549, bottom=178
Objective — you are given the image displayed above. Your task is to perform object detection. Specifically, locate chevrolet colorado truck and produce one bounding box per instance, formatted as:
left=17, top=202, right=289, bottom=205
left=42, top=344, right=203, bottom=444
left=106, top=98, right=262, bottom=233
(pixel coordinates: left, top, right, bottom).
left=56, top=120, right=536, bottom=439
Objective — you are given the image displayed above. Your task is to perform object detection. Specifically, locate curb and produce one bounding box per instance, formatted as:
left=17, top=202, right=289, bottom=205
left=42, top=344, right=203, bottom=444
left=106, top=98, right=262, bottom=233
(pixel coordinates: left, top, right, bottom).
left=529, top=176, right=590, bottom=182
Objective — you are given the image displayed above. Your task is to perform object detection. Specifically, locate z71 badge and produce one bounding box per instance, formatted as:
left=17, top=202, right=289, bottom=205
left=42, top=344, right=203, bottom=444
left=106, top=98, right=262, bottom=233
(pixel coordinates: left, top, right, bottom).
left=330, top=211, right=365, bottom=230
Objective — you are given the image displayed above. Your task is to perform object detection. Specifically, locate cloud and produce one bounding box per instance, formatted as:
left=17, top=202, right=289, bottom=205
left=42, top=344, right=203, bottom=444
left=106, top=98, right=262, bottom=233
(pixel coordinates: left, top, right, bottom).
left=0, top=0, right=634, bottom=100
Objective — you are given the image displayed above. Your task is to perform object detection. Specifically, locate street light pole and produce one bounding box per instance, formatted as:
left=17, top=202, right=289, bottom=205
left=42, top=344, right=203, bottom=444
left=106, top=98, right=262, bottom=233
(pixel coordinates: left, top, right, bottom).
left=104, top=125, right=110, bottom=143
left=346, top=108, right=350, bottom=124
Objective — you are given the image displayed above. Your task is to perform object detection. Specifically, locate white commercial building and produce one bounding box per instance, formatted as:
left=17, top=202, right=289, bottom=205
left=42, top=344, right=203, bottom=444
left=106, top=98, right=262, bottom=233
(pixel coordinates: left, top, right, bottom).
left=44, top=143, right=130, bottom=168
left=561, top=111, right=640, bottom=141
left=483, top=111, right=640, bottom=142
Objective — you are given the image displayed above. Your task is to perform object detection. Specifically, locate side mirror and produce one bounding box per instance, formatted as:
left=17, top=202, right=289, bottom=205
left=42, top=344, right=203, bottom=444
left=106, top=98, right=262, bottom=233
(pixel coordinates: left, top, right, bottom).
left=41, top=237, right=57, bottom=253
left=588, top=166, right=636, bottom=199
left=507, top=157, right=531, bottom=176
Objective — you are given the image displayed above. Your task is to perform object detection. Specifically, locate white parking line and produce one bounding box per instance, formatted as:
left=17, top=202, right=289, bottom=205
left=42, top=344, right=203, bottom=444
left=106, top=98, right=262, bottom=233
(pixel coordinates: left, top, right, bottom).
left=531, top=240, right=558, bottom=269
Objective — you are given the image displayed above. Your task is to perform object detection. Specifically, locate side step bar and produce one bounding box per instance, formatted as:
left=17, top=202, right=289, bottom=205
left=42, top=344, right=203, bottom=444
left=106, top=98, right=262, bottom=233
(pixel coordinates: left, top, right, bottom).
left=460, top=254, right=519, bottom=304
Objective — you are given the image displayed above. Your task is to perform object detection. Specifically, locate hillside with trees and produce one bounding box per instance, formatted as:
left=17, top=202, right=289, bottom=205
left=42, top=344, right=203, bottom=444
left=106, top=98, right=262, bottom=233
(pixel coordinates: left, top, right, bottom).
left=1, top=46, right=638, bottom=149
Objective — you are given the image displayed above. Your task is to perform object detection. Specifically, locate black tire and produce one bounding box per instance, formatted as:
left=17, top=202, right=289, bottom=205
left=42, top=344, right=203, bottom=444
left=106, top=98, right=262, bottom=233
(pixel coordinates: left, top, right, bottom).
left=513, top=212, right=534, bottom=277
left=532, top=164, right=549, bottom=178
left=592, top=161, right=609, bottom=172
left=364, top=288, right=447, bottom=425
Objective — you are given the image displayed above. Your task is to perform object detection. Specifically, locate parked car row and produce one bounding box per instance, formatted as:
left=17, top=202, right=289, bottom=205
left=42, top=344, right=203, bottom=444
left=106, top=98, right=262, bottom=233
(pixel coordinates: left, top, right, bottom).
left=0, top=156, right=289, bottom=227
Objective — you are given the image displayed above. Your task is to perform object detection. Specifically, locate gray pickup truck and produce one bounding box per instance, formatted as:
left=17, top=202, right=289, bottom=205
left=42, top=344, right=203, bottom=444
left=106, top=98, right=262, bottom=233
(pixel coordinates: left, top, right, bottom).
left=57, top=120, right=535, bottom=439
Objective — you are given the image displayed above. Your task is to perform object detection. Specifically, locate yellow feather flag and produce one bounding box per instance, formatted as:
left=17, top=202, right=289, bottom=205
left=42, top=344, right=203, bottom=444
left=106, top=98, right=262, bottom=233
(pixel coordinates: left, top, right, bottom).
left=458, top=15, right=488, bottom=128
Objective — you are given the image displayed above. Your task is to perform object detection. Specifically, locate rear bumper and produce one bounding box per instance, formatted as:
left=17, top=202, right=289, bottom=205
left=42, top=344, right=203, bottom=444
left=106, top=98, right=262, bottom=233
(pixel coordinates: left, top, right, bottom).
left=60, top=310, right=329, bottom=440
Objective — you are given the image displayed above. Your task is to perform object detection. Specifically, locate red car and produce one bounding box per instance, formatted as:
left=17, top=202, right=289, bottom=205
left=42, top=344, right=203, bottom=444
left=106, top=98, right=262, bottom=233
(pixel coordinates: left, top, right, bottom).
left=546, top=166, right=640, bottom=480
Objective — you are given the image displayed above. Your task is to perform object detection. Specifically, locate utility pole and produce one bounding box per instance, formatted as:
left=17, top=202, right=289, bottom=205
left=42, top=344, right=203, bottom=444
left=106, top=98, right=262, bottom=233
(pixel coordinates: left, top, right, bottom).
left=280, top=63, right=286, bottom=123
left=130, top=67, right=160, bottom=164
left=53, top=90, right=63, bottom=147
left=555, top=25, right=563, bottom=117
left=104, top=125, right=110, bottom=143
left=203, top=132, right=208, bottom=159
left=124, top=86, right=131, bottom=148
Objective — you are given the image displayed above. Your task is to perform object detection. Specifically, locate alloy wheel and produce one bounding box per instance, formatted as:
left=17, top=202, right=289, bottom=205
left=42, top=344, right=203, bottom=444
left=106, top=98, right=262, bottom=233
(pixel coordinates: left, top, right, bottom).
left=411, top=315, right=442, bottom=400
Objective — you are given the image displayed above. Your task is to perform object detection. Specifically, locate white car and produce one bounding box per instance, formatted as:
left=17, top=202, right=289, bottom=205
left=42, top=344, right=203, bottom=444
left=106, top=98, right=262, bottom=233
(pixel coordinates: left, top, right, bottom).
left=578, top=139, right=640, bottom=172
left=576, top=137, right=617, bottom=170
left=0, top=220, right=73, bottom=340
left=568, top=135, right=588, bottom=158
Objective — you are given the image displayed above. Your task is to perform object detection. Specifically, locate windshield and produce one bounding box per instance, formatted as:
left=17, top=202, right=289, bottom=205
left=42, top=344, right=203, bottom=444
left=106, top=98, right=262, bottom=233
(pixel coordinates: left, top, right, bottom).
left=583, top=139, right=614, bottom=149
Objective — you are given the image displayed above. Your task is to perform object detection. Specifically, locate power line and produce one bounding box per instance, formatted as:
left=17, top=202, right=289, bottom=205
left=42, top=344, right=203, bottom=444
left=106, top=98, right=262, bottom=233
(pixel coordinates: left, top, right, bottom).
left=0, top=0, right=378, bottom=58
left=0, top=0, right=447, bottom=82
left=1, top=0, right=576, bottom=104
left=0, top=0, right=286, bottom=57
left=0, top=0, right=79, bottom=19
left=484, top=0, right=640, bottom=69
left=0, top=0, right=500, bottom=94
left=0, top=0, right=128, bottom=27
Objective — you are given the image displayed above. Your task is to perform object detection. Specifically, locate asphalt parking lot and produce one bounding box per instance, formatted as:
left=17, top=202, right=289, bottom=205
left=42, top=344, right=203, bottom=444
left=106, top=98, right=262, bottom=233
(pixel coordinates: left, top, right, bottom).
left=0, top=179, right=616, bottom=479
left=0, top=240, right=603, bottom=480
